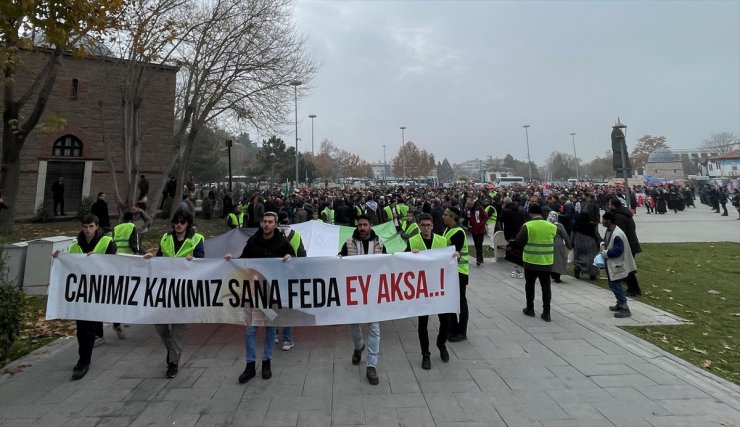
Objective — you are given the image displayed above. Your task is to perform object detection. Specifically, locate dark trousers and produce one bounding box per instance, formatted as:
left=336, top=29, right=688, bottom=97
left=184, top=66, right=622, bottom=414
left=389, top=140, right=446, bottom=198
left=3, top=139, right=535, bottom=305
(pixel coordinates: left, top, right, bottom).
left=472, top=234, right=485, bottom=264
left=54, top=198, right=64, bottom=215
left=418, top=313, right=451, bottom=355
left=524, top=269, right=551, bottom=313
left=76, top=320, right=102, bottom=365
left=625, top=271, right=641, bottom=294
left=449, top=274, right=469, bottom=336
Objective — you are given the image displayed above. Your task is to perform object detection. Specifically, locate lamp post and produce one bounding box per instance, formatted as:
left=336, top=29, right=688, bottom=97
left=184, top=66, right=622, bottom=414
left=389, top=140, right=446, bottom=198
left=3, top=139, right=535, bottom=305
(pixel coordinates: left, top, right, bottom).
left=308, top=114, right=317, bottom=157
left=268, top=152, right=276, bottom=188
left=570, top=132, right=579, bottom=180
left=399, top=126, right=406, bottom=183
left=290, top=80, right=302, bottom=187
left=382, top=144, right=387, bottom=184
left=614, top=119, right=631, bottom=209
left=225, top=139, right=233, bottom=192
left=523, top=125, right=532, bottom=184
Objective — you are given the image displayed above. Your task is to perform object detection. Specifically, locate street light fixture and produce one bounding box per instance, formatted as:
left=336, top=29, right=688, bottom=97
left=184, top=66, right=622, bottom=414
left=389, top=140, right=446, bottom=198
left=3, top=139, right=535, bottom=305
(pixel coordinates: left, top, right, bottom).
left=400, top=126, right=407, bottom=183
left=308, top=114, right=317, bottom=157
left=268, top=152, right=276, bottom=188
left=570, top=132, right=579, bottom=180
left=523, top=125, right=532, bottom=184
left=382, top=144, right=387, bottom=185
left=290, top=80, right=302, bottom=187
left=225, top=139, right=233, bottom=193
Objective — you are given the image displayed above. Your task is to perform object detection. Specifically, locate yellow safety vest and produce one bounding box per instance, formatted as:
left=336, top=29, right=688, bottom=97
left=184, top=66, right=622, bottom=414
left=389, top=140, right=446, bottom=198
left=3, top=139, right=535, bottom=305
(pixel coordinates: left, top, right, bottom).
left=408, top=233, right=447, bottom=251
left=400, top=220, right=420, bottom=240
left=112, top=223, right=136, bottom=254
left=69, top=236, right=113, bottom=254
left=160, top=233, right=204, bottom=258
left=229, top=212, right=245, bottom=228
left=485, top=206, right=497, bottom=225
left=522, top=220, right=556, bottom=266
left=444, top=226, right=469, bottom=275
left=321, top=207, right=334, bottom=224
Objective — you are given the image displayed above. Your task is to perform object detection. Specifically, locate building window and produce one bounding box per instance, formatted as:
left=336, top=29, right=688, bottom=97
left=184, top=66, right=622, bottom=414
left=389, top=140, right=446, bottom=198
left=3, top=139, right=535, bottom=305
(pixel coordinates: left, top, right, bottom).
left=52, top=135, right=83, bottom=157
left=71, top=79, right=78, bottom=100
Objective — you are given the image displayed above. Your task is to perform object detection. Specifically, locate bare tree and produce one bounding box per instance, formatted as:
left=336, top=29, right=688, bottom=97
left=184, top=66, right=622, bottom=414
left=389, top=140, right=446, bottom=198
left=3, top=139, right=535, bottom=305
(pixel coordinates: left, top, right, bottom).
left=701, top=132, right=738, bottom=155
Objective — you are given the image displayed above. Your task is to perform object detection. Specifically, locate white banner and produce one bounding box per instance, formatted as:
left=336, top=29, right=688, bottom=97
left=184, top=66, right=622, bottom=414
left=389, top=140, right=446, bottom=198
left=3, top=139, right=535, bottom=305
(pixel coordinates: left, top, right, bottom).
left=47, top=247, right=460, bottom=326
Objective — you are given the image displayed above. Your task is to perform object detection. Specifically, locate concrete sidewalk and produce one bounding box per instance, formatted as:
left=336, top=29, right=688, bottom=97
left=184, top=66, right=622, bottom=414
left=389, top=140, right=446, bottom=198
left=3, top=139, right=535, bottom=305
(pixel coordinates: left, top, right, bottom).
left=1, top=259, right=739, bottom=426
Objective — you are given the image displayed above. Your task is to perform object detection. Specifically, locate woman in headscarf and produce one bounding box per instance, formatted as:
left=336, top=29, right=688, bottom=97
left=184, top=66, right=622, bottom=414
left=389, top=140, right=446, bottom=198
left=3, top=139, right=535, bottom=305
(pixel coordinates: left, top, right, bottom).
left=571, top=212, right=602, bottom=280
left=547, top=210, right=571, bottom=283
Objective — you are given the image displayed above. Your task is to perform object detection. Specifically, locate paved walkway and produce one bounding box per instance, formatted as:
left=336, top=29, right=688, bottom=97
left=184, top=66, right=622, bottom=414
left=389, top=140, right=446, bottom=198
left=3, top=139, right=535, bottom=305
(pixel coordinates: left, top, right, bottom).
left=2, top=257, right=739, bottom=426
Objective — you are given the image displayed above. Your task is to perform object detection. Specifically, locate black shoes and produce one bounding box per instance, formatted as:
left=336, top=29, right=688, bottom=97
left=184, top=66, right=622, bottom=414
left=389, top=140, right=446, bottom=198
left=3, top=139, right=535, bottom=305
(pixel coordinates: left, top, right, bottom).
left=614, top=309, right=632, bottom=318
left=422, top=354, right=431, bottom=370
left=71, top=362, right=89, bottom=380
left=522, top=307, right=535, bottom=317
left=166, top=363, right=178, bottom=378
left=439, top=346, right=450, bottom=363
left=541, top=312, right=551, bottom=322
left=447, top=333, right=467, bottom=342
left=627, top=291, right=643, bottom=297
left=609, top=304, right=619, bottom=312
left=352, top=345, right=365, bottom=365
left=262, top=360, right=272, bottom=379
left=238, top=362, right=256, bottom=384
left=574, top=267, right=581, bottom=280
left=366, top=366, right=379, bottom=385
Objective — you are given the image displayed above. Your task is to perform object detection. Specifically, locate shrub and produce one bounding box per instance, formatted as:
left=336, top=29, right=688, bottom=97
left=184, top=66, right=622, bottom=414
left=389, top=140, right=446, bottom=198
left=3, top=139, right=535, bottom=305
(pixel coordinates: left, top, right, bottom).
left=78, top=196, right=93, bottom=219
left=0, top=247, right=24, bottom=362
left=31, top=200, right=53, bottom=223
left=200, top=197, right=213, bottom=219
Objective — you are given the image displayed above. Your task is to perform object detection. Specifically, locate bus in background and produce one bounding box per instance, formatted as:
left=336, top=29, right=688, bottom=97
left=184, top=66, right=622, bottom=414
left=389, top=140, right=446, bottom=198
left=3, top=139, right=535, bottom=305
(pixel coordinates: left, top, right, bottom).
left=496, top=176, right=525, bottom=187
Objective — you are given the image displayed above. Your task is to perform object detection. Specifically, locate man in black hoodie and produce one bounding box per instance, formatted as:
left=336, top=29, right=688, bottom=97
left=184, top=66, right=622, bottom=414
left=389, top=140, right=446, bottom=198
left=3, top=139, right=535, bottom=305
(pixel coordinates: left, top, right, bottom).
left=608, top=198, right=642, bottom=296
left=226, top=211, right=295, bottom=385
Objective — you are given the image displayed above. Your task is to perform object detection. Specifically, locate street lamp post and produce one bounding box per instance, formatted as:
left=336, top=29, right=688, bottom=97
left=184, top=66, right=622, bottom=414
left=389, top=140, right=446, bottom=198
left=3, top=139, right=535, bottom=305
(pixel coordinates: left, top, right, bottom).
left=570, top=132, right=579, bottom=180
left=523, top=125, right=532, bottom=184
left=225, top=139, right=233, bottom=192
left=308, top=114, right=317, bottom=157
left=400, top=126, right=406, bottom=183
left=290, top=80, right=302, bottom=187
left=382, top=144, right=387, bottom=185
left=268, top=152, right=276, bottom=188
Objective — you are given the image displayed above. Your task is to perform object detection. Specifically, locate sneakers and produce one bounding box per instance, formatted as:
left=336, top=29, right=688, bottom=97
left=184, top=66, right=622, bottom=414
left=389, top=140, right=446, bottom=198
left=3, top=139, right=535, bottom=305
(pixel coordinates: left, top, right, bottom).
left=614, top=309, right=632, bottom=318
left=522, top=307, right=535, bottom=317
left=166, top=363, right=178, bottom=379
left=93, top=336, right=105, bottom=347
left=541, top=312, right=551, bottom=322
left=609, top=304, right=619, bottom=312
left=516, top=272, right=524, bottom=279
left=447, top=333, right=467, bottom=342
left=71, top=362, right=90, bottom=381
left=352, top=345, right=365, bottom=365
left=281, top=340, right=295, bottom=351
left=262, top=360, right=272, bottom=379
left=439, top=346, right=450, bottom=362
left=366, top=366, right=379, bottom=385
left=421, top=354, right=431, bottom=370
left=238, top=362, right=256, bottom=384
left=112, top=324, right=126, bottom=340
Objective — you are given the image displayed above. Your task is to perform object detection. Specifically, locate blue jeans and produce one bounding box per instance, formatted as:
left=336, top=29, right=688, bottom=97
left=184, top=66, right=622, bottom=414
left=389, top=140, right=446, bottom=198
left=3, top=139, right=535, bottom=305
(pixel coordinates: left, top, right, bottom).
left=350, top=322, right=380, bottom=367
left=608, top=279, right=628, bottom=309
left=280, top=327, right=293, bottom=342
left=246, top=326, right=275, bottom=362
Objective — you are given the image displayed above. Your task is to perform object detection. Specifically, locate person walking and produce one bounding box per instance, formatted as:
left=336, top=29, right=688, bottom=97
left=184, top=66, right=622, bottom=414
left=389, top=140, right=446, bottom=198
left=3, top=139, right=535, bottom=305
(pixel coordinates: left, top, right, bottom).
left=276, top=212, right=307, bottom=351
left=443, top=207, right=470, bottom=341
left=608, top=197, right=642, bottom=296
left=600, top=211, right=637, bottom=318
left=144, top=209, right=205, bottom=378
left=339, top=214, right=386, bottom=385
left=226, top=212, right=294, bottom=384
left=467, top=199, right=488, bottom=267
left=52, top=214, right=117, bottom=380
left=483, top=198, right=498, bottom=251
left=517, top=204, right=556, bottom=322
left=407, top=213, right=452, bottom=369
left=546, top=211, right=571, bottom=283
left=571, top=212, right=602, bottom=280
left=227, top=204, right=245, bottom=228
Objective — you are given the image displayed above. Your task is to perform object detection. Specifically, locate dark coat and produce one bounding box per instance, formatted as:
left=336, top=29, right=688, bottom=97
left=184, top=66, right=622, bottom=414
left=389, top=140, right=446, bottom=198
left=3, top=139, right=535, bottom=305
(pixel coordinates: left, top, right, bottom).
left=612, top=206, right=642, bottom=255
left=239, top=228, right=295, bottom=259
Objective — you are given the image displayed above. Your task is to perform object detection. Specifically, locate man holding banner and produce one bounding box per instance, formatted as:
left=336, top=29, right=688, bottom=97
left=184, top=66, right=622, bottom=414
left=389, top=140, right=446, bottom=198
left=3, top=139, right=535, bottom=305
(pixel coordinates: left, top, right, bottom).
left=339, top=214, right=386, bottom=385
left=226, top=211, right=295, bottom=385
left=144, top=209, right=205, bottom=379
left=443, top=207, right=470, bottom=342
left=53, top=214, right=117, bottom=381
left=407, top=213, right=453, bottom=370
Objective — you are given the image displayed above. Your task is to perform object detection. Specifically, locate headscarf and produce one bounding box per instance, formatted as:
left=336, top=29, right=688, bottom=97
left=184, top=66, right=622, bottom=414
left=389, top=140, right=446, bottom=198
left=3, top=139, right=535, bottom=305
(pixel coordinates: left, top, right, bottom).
left=547, top=211, right=559, bottom=224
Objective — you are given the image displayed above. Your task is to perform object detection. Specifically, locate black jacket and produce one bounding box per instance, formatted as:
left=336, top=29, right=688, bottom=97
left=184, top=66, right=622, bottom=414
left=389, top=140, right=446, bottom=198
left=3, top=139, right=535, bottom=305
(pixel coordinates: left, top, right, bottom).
left=612, top=206, right=642, bottom=255
left=239, top=228, right=295, bottom=259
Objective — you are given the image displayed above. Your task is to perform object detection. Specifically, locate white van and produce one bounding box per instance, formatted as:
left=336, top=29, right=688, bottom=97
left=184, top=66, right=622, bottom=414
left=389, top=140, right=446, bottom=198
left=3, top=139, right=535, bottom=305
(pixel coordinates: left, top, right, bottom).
left=496, top=176, right=525, bottom=187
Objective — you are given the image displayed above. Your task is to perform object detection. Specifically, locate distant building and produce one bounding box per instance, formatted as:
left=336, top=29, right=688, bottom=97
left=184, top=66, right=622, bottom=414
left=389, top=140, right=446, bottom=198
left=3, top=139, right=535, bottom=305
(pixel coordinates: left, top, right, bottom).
left=699, top=150, right=740, bottom=178
left=644, top=149, right=684, bottom=180
left=370, top=163, right=392, bottom=181
left=0, top=49, right=178, bottom=217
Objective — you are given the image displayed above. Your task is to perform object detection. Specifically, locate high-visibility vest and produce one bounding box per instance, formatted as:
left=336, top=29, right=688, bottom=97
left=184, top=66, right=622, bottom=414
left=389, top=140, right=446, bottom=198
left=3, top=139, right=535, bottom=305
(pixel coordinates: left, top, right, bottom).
left=160, top=233, right=204, bottom=257
left=112, top=223, right=136, bottom=254
left=408, top=233, right=447, bottom=251
left=321, top=207, right=334, bottom=224
left=397, top=203, right=409, bottom=217
left=69, top=235, right=113, bottom=254
left=522, top=220, right=556, bottom=266
left=286, top=229, right=302, bottom=255
left=444, top=226, right=469, bottom=275
left=400, top=220, right=420, bottom=240
left=484, top=206, right=497, bottom=225
left=354, top=205, right=364, bottom=225
left=228, top=212, right=245, bottom=228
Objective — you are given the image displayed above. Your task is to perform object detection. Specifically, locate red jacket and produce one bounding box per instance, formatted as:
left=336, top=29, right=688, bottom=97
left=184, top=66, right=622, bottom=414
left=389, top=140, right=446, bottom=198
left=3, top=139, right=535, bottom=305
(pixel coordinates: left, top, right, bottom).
left=468, top=207, right=488, bottom=235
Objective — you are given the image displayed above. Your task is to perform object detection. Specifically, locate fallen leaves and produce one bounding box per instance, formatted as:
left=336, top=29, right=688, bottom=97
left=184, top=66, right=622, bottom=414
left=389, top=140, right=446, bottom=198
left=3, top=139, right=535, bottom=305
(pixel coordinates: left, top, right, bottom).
left=701, top=360, right=712, bottom=368
left=708, top=290, right=721, bottom=295
left=692, top=347, right=708, bottom=355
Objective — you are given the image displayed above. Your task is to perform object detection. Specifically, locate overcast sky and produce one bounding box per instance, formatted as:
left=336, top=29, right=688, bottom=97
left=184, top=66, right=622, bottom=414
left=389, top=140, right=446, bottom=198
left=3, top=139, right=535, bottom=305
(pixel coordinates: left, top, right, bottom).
left=285, top=0, right=739, bottom=166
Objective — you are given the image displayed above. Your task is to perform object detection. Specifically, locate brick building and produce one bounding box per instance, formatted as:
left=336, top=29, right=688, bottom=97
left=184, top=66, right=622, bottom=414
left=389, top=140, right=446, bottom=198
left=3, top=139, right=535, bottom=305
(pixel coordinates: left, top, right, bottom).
left=0, top=49, right=178, bottom=217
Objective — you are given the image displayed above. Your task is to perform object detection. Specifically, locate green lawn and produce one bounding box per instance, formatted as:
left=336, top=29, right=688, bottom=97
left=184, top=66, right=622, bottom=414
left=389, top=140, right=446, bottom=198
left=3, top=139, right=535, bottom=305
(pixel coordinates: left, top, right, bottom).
left=573, top=243, right=740, bottom=385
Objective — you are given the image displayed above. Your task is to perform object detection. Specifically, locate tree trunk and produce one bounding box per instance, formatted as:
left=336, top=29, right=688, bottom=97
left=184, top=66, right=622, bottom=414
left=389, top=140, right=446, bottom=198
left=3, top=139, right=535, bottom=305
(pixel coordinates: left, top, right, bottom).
left=0, top=130, right=22, bottom=234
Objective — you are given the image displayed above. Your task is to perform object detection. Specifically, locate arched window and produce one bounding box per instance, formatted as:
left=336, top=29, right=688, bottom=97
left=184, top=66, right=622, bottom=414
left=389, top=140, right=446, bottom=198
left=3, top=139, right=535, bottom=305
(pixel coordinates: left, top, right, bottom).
left=52, top=135, right=83, bottom=157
